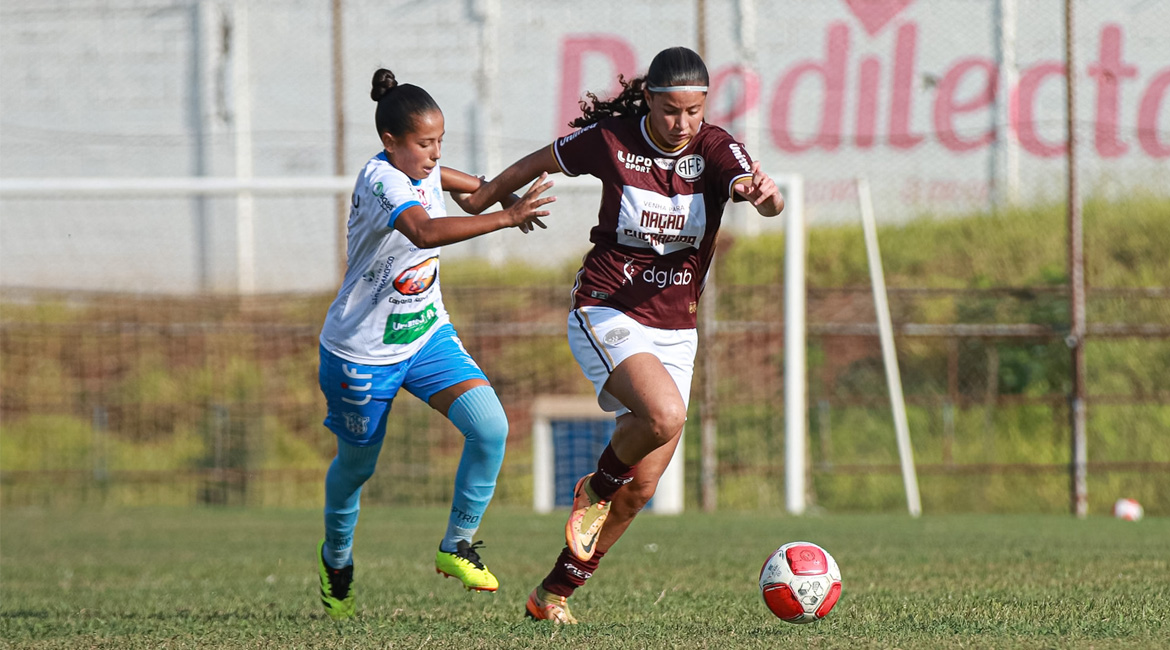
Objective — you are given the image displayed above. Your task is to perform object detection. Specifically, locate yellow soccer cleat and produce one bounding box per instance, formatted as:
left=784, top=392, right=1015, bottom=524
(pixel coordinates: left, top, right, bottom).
left=316, top=539, right=355, bottom=620
left=525, top=585, right=579, bottom=624
left=565, top=473, right=610, bottom=562
left=435, top=540, right=499, bottom=592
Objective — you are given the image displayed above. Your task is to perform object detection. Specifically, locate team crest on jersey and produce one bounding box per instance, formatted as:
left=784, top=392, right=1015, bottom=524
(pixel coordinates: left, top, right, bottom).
left=343, top=412, right=370, bottom=436
left=393, top=256, right=439, bottom=295
left=675, top=154, right=705, bottom=180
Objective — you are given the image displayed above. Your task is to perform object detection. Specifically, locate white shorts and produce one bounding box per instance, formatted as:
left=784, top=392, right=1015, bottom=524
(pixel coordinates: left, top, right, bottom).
left=567, top=306, right=698, bottom=416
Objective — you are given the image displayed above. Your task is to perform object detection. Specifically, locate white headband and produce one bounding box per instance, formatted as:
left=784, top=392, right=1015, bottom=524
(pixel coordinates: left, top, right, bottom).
left=647, top=85, right=708, bottom=93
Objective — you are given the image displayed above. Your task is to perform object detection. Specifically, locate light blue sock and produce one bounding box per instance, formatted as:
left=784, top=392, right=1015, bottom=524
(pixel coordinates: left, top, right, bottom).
left=323, top=438, right=382, bottom=568
left=439, top=386, right=509, bottom=553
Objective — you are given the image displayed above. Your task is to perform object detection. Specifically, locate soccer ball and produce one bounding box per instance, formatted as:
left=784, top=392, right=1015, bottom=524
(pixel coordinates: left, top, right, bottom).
left=759, top=541, right=842, bottom=624
left=1113, top=498, right=1144, bottom=521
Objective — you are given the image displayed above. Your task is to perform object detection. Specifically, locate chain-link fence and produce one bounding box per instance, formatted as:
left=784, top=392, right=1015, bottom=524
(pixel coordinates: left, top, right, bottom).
left=2, top=0, right=1168, bottom=514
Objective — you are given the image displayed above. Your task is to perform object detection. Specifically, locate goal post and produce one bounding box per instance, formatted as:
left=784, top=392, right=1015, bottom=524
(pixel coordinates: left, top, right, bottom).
left=531, top=395, right=684, bottom=514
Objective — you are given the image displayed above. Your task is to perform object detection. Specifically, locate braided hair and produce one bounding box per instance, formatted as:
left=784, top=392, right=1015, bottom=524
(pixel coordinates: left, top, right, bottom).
left=569, top=46, right=709, bottom=129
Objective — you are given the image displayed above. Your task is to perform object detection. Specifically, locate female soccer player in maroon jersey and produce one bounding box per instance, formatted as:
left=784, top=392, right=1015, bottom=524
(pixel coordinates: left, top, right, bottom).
left=465, top=46, right=783, bottom=623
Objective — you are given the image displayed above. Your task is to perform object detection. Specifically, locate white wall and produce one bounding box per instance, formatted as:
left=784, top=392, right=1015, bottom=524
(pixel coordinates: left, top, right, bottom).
left=2, top=0, right=1167, bottom=293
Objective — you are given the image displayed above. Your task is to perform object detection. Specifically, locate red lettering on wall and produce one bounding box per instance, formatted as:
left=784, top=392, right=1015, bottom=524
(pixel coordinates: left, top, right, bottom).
left=770, top=22, right=849, bottom=152
left=934, top=58, right=997, bottom=152
left=557, top=36, right=636, bottom=138
left=1012, top=62, right=1066, bottom=158
left=855, top=57, right=881, bottom=148
left=889, top=23, right=924, bottom=149
left=1089, top=24, right=1138, bottom=158
left=708, top=65, right=761, bottom=141
left=1138, top=69, right=1170, bottom=158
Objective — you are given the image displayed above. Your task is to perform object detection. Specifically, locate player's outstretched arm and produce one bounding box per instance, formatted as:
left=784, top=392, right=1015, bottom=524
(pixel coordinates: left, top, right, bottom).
left=393, top=173, right=555, bottom=248
left=733, top=160, right=785, bottom=217
left=458, top=147, right=561, bottom=215
left=440, top=167, right=487, bottom=214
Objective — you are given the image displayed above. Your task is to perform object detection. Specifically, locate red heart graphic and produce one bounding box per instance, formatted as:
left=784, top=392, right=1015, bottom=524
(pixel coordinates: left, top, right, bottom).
left=844, top=0, right=914, bottom=36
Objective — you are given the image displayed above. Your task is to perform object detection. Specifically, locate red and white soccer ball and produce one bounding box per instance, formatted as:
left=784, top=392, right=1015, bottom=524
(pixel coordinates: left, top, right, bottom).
left=759, top=541, right=842, bottom=624
left=1112, top=498, right=1144, bottom=522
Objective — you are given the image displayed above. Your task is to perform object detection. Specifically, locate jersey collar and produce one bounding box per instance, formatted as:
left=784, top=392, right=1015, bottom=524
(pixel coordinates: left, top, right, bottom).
left=377, top=151, right=423, bottom=186
left=640, top=115, right=701, bottom=157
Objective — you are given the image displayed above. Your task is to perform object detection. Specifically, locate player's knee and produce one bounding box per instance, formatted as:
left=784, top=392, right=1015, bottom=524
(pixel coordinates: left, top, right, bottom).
left=350, top=463, right=377, bottom=485
left=645, top=400, right=687, bottom=447
left=334, top=449, right=379, bottom=485
left=454, top=386, right=509, bottom=451
left=471, top=400, right=509, bottom=450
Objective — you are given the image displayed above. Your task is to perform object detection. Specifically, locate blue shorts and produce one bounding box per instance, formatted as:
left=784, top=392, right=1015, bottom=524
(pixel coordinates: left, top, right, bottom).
left=318, top=323, right=488, bottom=446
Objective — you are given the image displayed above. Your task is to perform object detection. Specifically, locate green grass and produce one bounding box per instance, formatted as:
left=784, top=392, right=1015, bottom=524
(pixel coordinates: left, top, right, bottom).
left=2, top=508, right=1167, bottom=649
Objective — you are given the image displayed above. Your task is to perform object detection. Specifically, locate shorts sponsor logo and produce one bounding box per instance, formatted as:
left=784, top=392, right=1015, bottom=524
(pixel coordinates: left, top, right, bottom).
left=343, top=412, right=370, bottom=436
left=383, top=304, right=439, bottom=345
left=675, top=154, right=705, bottom=179
left=603, top=327, right=631, bottom=346
left=393, top=256, right=439, bottom=295
left=642, top=266, right=694, bottom=289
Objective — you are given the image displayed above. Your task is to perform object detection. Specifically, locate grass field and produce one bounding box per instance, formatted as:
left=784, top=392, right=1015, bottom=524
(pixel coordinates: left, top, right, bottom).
left=1, top=507, right=1167, bottom=649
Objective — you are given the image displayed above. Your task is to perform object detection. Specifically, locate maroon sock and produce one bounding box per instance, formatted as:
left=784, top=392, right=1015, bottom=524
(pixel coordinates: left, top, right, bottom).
left=588, top=443, right=635, bottom=500
left=541, top=546, right=607, bottom=597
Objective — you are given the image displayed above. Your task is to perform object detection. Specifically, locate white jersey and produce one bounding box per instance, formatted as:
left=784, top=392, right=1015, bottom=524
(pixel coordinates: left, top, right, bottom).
left=319, top=152, right=451, bottom=365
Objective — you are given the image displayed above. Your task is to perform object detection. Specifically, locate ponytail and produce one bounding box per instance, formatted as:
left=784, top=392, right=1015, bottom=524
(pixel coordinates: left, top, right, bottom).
left=570, top=46, right=709, bottom=129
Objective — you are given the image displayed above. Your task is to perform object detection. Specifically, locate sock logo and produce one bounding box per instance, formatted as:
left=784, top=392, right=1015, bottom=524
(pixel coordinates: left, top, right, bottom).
left=599, top=469, right=634, bottom=486
left=562, top=562, right=593, bottom=581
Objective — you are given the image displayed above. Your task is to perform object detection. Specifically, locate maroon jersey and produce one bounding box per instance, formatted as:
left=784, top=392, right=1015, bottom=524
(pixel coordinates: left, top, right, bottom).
left=553, top=115, right=755, bottom=329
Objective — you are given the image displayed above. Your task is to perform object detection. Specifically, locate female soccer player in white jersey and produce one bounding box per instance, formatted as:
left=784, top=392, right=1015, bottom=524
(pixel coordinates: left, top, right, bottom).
left=315, top=68, right=554, bottom=620
left=461, top=46, right=783, bottom=623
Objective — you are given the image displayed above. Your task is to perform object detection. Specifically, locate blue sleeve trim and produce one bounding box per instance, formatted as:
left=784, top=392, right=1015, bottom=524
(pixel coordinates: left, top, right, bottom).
left=387, top=200, right=421, bottom=229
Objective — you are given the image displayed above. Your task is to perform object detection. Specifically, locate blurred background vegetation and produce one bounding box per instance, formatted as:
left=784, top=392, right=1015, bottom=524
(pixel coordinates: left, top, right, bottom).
left=2, top=195, right=1168, bottom=514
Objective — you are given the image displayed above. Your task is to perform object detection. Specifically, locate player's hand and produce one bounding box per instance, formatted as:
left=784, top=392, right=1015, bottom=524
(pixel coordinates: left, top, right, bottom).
left=734, top=161, right=784, bottom=217
left=505, top=172, right=554, bottom=234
